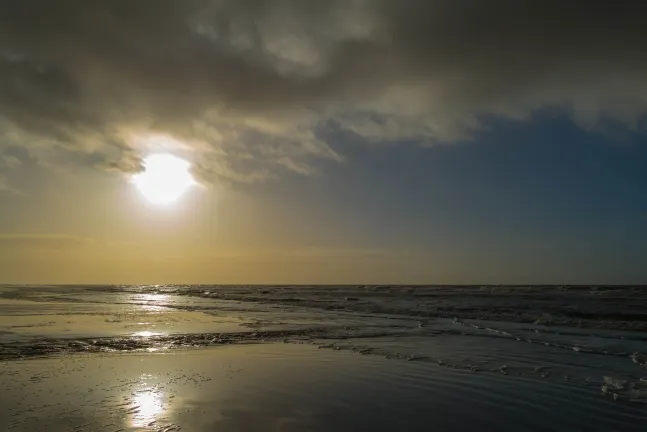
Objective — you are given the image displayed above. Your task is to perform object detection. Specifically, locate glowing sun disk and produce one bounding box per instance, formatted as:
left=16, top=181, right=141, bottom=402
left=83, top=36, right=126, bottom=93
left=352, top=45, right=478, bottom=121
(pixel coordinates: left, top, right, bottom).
left=133, top=154, right=195, bottom=205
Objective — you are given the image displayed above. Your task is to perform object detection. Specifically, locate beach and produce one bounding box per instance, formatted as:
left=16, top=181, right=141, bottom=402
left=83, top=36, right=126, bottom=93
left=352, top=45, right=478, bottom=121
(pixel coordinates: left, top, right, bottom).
left=3, top=344, right=646, bottom=432
left=3, top=2, right=647, bottom=430
left=1, top=285, right=646, bottom=431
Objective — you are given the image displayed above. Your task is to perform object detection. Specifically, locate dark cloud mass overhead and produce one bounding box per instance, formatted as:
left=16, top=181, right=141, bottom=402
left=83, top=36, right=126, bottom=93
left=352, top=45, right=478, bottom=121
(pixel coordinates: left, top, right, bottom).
left=1, top=0, right=646, bottom=183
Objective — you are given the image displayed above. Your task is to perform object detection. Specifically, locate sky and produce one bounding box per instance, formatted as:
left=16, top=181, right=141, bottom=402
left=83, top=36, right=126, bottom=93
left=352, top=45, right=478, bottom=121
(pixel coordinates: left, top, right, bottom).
left=1, top=0, right=647, bottom=284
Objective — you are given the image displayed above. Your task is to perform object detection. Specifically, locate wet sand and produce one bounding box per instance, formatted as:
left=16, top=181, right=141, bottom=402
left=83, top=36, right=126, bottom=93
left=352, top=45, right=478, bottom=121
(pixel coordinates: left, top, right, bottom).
left=2, top=343, right=646, bottom=432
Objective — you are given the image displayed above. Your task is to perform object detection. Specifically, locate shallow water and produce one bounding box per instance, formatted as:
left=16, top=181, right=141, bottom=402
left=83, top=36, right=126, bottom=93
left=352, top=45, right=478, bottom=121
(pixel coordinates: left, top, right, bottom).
left=1, top=285, right=646, bottom=430
left=2, top=345, right=646, bottom=432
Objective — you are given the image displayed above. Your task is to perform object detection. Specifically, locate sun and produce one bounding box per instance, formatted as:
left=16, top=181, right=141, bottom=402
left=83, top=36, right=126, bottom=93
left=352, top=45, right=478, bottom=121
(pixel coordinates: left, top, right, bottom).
left=133, top=154, right=196, bottom=205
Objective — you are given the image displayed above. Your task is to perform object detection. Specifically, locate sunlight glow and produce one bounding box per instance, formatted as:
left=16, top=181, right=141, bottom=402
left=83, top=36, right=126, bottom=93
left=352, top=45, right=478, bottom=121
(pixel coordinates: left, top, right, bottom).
left=130, top=388, right=165, bottom=428
left=133, top=331, right=159, bottom=337
left=133, top=154, right=195, bottom=205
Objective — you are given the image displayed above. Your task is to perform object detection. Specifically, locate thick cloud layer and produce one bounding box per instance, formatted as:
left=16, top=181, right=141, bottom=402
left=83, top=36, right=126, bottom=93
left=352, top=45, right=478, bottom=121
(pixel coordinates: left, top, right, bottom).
left=1, top=0, right=646, bottom=183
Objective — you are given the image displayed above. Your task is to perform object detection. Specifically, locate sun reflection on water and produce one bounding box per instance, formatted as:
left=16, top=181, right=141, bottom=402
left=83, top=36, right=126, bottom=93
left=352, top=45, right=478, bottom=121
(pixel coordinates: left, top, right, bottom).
left=141, top=293, right=170, bottom=301
left=136, top=293, right=172, bottom=313
left=129, top=378, right=166, bottom=428
left=131, top=294, right=171, bottom=337
left=133, top=330, right=162, bottom=337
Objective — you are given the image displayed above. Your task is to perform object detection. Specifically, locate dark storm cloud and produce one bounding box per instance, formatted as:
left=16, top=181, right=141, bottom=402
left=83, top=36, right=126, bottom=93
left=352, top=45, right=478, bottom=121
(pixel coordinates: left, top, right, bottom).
left=0, top=0, right=645, bottom=182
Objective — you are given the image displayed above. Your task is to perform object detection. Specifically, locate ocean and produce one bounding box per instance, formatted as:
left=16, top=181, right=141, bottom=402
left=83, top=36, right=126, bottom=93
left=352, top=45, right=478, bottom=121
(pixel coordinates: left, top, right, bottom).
left=1, top=285, right=646, bottom=431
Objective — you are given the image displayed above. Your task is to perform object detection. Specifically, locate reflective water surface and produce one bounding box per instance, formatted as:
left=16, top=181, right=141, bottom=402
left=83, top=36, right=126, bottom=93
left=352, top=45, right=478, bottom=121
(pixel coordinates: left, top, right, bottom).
left=1, top=344, right=646, bottom=431
left=1, top=285, right=646, bottom=430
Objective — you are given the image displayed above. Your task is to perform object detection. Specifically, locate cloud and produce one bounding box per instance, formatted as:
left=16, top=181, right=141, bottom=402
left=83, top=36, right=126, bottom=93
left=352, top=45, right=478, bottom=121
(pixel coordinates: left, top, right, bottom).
left=0, top=154, right=21, bottom=168
left=0, top=0, right=646, bottom=183
left=0, top=176, right=19, bottom=195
